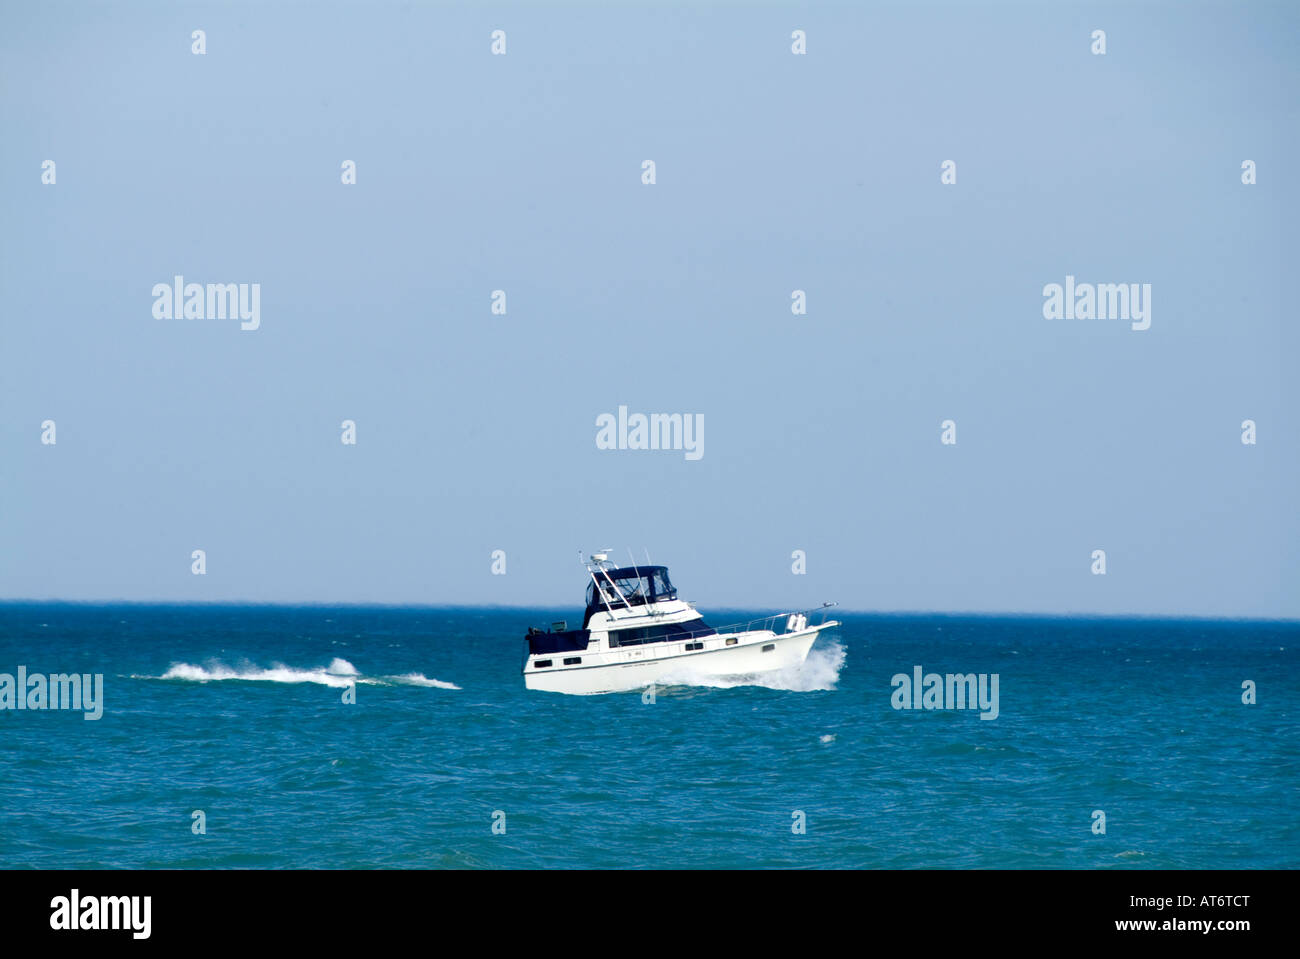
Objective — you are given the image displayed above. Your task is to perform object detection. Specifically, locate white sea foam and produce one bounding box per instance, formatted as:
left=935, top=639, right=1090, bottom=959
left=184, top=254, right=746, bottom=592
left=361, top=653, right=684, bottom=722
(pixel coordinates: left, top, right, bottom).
left=656, top=638, right=846, bottom=692
left=145, top=659, right=458, bottom=690
left=385, top=673, right=460, bottom=689
left=326, top=658, right=358, bottom=676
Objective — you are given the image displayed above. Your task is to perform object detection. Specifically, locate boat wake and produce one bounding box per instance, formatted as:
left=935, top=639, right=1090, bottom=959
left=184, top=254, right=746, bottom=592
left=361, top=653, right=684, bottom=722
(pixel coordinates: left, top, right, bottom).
left=135, top=657, right=459, bottom=690
left=655, top=638, right=846, bottom=692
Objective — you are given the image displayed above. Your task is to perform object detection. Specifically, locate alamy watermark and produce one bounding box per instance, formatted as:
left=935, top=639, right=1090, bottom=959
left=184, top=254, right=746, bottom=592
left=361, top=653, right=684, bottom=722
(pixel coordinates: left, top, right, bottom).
left=0, top=667, right=103, bottom=720
left=891, top=666, right=999, bottom=720
left=1042, top=275, right=1150, bottom=331
left=50, top=890, right=150, bottom=939
left=152, top=275, right=260, bottom=331
left=595, top=405, right=704, bottom=461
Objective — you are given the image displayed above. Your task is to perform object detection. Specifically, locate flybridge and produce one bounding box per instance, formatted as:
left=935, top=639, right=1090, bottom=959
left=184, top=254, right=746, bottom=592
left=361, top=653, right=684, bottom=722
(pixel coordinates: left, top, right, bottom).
left=584, top=563, right=676, bottom=614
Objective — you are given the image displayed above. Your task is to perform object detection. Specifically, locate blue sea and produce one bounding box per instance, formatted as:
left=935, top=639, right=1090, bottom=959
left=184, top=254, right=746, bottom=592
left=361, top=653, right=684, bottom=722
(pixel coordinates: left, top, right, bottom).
left=0, top=604, right=1295, bottom=869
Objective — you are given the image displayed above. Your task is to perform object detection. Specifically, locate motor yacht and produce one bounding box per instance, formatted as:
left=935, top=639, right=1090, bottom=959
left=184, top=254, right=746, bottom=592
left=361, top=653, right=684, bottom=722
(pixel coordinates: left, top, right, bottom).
left=523, top=552, right=839, bottom=694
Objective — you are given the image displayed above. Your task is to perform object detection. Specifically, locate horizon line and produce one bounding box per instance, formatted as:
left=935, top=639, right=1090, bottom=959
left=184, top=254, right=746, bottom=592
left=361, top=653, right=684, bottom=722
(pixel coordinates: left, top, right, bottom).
left=0, top=598, right=1295, bottom=624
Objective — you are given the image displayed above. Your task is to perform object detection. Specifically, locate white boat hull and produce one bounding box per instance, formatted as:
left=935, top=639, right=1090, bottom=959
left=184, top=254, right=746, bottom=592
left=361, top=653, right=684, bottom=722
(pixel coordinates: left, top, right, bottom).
left=524, top=621, right=838, bottom=695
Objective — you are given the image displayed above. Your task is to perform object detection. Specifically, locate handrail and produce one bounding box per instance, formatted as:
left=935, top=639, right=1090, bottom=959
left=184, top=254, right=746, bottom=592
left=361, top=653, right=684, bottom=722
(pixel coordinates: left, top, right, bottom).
left=711, top=602, right=840, bottom=636
left=612, top=603, right=840, bottom=649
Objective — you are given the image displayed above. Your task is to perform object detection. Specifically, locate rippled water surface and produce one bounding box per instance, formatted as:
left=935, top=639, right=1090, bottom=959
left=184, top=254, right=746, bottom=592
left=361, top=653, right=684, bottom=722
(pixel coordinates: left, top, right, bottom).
left=1, top=605, right=1295, bottom=868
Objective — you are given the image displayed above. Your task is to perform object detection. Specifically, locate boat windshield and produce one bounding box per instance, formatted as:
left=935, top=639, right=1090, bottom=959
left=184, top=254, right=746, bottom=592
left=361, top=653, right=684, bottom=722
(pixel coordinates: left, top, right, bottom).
left=585, top=566, right=675, bottom=610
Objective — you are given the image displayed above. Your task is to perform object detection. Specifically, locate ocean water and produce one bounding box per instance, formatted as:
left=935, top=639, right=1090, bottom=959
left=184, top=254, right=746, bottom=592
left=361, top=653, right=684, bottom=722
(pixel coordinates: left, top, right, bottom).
left=0, top=604, right=1295, bottom=869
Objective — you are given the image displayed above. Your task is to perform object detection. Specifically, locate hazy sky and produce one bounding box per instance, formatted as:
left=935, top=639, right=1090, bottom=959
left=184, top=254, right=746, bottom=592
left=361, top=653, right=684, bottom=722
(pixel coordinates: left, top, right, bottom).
left=2, top=1, right=1296, bottom=617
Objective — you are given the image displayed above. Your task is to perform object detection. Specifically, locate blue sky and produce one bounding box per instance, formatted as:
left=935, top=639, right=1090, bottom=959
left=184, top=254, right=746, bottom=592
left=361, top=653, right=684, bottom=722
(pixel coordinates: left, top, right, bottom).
left=2, top=1, right=1296, bottom=617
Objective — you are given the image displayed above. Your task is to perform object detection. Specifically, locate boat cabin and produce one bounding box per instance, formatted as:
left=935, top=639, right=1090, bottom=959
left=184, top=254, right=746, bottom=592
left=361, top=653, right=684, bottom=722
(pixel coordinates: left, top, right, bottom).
left=525, top=564, right=715, bottom=657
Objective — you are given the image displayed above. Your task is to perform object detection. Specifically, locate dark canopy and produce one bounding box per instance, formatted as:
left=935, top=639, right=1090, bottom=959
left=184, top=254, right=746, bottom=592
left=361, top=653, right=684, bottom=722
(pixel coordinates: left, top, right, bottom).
left=584, top=566, right=676, bottom=623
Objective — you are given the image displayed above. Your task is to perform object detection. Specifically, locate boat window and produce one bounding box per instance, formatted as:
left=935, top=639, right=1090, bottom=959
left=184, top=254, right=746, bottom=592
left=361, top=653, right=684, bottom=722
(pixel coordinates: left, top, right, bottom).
left=762, top=644, right=775, bottom=652
left=725, top=637, right=737, bottom=646
left=534, top=660, right=552, bottom=668
left=563, top=657, right=581, bottom=665
left=612, top=576, right=647, bottom=603
left=609, top=628, right=642, bottom=648
left=608, top=620, right=716, bottom=648
left=653, top=568, right=673, bottom=598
